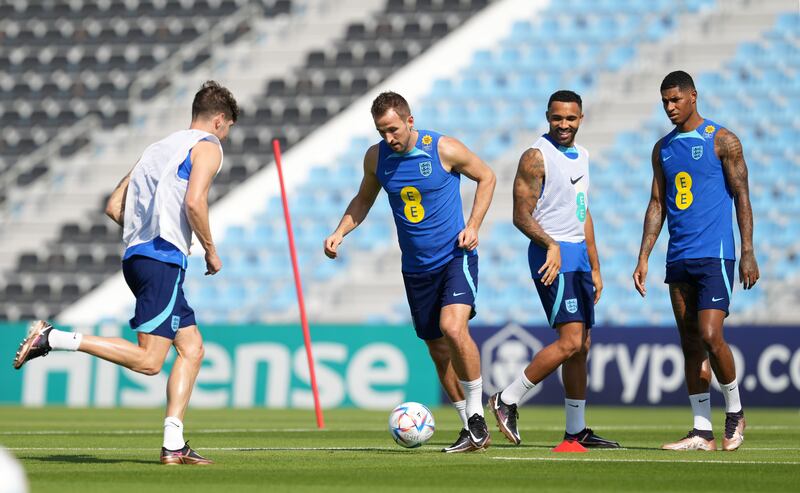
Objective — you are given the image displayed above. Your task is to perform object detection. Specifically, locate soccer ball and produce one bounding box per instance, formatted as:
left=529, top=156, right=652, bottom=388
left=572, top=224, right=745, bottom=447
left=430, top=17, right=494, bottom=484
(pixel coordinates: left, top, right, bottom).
left=388, top=402, right=435, bottom=448
left=0, top=447, right=28, bottom=493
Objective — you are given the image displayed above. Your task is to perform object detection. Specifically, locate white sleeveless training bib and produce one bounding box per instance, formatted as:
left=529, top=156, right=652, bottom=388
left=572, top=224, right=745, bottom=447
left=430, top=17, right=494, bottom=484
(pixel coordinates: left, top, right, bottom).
left=123, top=129, right=223, bottom=255
left=530, top=135, right=590, bottom=242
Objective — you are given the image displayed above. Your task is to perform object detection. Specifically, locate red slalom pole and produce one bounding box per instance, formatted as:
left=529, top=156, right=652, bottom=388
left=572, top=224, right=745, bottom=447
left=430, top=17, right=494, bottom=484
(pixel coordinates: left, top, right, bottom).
left=272, top=139, right=325, bottom=429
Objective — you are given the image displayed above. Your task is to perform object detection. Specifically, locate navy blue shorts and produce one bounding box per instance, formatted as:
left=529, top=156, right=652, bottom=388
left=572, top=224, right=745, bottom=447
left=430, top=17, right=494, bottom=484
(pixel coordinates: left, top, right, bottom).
left=402, top=254, right=478, bottom=340
left=122, top=255, right=196, bottom=340
left=534, top=271, right=595, bottom=329
left=665, top=258, right=735, bottom=315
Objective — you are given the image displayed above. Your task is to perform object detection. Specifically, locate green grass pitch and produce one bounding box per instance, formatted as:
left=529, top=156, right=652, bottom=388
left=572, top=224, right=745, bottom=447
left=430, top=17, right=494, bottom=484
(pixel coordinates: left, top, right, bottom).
left=1, top=406, right=797, bottom=492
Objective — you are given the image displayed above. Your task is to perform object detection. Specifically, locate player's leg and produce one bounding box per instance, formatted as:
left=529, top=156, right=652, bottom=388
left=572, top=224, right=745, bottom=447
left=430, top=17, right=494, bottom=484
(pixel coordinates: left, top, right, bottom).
left=160, top=325, right=213, bottom=465
left=561, top=327, right=620, bottom=447
left=15, top=256, right=183, bottom=375
left=402, top=262, right=481, bottom=452
left=437, top=254, right=489, bottom=449
left=439, top=303, right=489, bottom=449
left=662, top=281, right=716, bottom=451
left=166, top=326, right=204, bottom=421
left=489, top=271, right=582, bottom=445
left=488, top=321, right=584, bottom=446
left=424, top=337, right=474, bottom=453
left=424, top=337, right=466, bottom=421
left=695, top=258, right=744, bottom=451
left=14, top=320, right=173, bottom=375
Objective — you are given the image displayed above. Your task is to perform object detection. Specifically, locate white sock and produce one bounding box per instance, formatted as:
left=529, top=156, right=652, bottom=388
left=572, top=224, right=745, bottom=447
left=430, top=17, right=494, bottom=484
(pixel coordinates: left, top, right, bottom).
left=163, top=417, right=185, bottom=450
left=720, top=380, right=743, bottom=413
left=500, top=371, right=535, bottom=406
left=565, top=399, right=586, bottom=435
left=453, top=400, right=468, bottom=429
left=689, top=393, right=713, bottom=431
left=459, top=378, right=484, bottom=418
left=47, top=329, right=82, bottom=351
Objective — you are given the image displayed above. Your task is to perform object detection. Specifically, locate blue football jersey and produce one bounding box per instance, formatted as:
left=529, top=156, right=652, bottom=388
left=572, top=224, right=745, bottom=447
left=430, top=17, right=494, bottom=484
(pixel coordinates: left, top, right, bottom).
left=376, top=130, right=473, bottom=273
left=660, top=119, right=735, bottom=262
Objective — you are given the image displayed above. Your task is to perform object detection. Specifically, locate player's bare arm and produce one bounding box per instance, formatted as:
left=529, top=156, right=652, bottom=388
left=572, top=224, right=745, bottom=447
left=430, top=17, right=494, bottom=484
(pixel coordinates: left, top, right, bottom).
left=324, top=145, right=382, bottom=259
left=439, top=136, right=496, bottom=251
left=633, top=141, right=667, bottom=297
left=513, top=147, right=560, bottom=286
left=584, top=208, right=602, bottom=304
left=105, top=170, right=133, bottom=226
left=185, top=140, right=223, bottom=275
left=716, top=127, right=759, bottom=289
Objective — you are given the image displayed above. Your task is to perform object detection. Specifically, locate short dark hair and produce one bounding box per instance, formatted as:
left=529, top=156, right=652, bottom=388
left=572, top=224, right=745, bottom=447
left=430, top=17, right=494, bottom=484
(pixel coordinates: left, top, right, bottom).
left=660, top=71, right=696, bottom=92
left=547, top=90, right=582, bottom=110
left=192, top=80, right=240, bottom=123
left=371, top=91, right=411, bottom=119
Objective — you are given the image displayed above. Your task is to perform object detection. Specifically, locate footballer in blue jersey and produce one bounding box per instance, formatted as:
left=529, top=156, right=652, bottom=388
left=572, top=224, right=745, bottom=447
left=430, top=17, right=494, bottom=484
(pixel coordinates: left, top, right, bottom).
left=325, top=92, right=496, bottom=452
left=634, top=71, right=759, bottom=452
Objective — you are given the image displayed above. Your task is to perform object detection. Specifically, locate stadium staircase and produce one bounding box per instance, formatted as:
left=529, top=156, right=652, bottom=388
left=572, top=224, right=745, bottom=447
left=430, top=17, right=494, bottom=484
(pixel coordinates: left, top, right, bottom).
left=0, top=0, right=495, bottom=321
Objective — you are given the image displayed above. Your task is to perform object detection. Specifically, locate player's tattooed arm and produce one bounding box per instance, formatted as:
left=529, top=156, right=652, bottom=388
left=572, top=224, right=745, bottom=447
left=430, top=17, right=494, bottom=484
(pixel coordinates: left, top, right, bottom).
left=105, top=169, right=133, bottom=227
left=717, top=128, right=760, bottom=289
left=324, top=145, right=381, bottom=259
left=633, top=141, right=667, bottom=296
left=513, top=148, right=560, bottom=285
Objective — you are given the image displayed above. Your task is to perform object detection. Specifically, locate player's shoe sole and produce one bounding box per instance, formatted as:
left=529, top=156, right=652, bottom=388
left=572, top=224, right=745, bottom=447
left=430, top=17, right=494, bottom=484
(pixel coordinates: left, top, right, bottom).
left=662, top=435, right=717, bottom=451
left=488, top=393, right=521, bottom=445
left=160, top=443, right=214, bottom=465
left=441, top=428, right=480, bottom=453
left=565, top=428, right=620, bottom=448
left=723, top=412, right=746, bottom=451
left=13, top=320, right=54, bottom=370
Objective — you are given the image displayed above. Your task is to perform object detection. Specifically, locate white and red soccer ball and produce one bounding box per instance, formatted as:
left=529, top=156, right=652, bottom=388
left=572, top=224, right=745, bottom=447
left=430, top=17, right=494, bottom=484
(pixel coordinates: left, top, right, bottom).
left=388, top=402, right=435, bottom=448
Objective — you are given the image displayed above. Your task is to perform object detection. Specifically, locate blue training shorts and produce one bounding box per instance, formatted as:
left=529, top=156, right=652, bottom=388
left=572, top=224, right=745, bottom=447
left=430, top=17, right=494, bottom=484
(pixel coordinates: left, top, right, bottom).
left=665, top=257, right=735, bottom=315
left=402, top=254, right=478, bottom=340
left=122, top=255, right=196, bottom=340
left=534, top=271, right=595, bottom=329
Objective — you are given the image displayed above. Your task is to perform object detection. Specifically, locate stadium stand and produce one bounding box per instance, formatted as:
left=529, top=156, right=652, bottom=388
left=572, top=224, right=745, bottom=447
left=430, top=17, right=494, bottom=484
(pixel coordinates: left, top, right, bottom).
left=0, top=0, right=796, bottom=328
left=181, top=0, right=798, bottom=326
left=0, top=0, right=494, bottom=321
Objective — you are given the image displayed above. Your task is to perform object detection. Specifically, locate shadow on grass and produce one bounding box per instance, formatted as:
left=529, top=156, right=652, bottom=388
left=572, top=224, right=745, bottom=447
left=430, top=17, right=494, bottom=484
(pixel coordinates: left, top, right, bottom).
left=23, top=454, right=155, bottom=465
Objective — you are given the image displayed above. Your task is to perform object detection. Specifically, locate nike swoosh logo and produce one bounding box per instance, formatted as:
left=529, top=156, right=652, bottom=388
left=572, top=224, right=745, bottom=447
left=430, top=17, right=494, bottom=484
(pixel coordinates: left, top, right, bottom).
left=570, top=175, right=583, bottom=185
left=568, top=404, right=580, bottom=408
left=453, top=292, right=466, bottom=297
left=712, top=297, right=725, bottom=302
left=468, top=431, right=484, bottom=444
left=699, top=398, right=709, bottom=403
left=728, top=385, right=737, bottom=392
left=384, top=169, right=394, bottom=175
left=663, top=155, right=673, bottom=162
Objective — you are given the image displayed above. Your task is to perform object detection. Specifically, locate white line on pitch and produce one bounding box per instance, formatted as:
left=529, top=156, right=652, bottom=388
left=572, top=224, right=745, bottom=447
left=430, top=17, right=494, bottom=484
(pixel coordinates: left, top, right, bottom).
left=0, top=428, right=324, bottom=436
left=1, top=424, right=796, bottom=436
left=7, top=447, right=398, bottom=452
left=492, top=457, right=800, bottom=465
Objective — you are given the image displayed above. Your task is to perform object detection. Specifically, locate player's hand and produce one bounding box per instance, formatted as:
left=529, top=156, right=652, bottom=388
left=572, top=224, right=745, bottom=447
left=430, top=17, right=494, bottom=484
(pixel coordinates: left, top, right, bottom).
left=538, top=243, right=561, bottom=286
left=592, top=269, right=603, bottom=305
left=633, top=259, right=648, bottom=297
left=205, top=250, right=222, bottom=276
left=457, top=225, right=479, bottom=251
left=324, top=232, right=343, bottom=259
left=739, top=250, right=760, bottom=290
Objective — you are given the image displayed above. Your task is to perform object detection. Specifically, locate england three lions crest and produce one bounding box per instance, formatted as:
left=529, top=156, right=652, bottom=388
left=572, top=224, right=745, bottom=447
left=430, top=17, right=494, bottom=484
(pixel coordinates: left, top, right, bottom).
left=692, top=146, right=703, bottom=160
left=419, top=161, right=432, bottom=177
left=565, top=298, right=578, bottom=314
